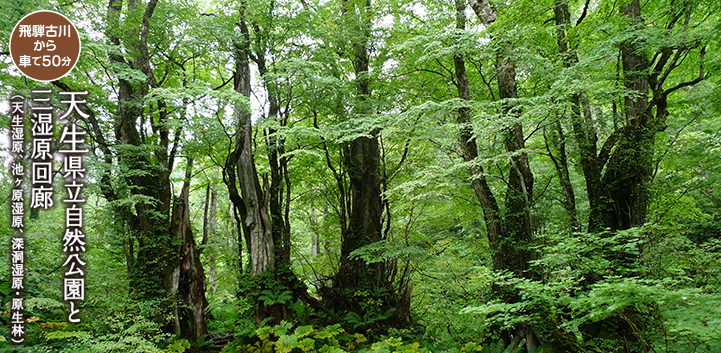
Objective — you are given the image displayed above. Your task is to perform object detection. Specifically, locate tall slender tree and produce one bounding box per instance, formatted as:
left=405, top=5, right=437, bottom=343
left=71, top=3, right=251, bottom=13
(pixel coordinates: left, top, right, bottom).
left=453, top=0, right=539, bottom=349
left=224, top=0, right=286, bottom=324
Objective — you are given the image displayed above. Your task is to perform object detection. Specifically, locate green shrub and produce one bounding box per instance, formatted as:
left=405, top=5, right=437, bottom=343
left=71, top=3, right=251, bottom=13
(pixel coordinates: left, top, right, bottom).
left=221, top=322, right=435, bottom=353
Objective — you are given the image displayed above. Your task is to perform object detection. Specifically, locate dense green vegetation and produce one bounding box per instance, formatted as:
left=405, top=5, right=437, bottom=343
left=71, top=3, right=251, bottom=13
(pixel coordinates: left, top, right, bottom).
left=1, top=0, right=720, bottom=352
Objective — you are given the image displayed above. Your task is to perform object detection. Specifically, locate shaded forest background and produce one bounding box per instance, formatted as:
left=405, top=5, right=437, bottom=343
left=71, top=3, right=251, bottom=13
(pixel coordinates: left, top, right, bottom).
left=1, top=0, right=720, bottom=352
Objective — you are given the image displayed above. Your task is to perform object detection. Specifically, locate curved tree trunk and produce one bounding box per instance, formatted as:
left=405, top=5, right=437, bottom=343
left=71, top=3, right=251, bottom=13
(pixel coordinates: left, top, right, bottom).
left=224, top=2, right=285, bottom=325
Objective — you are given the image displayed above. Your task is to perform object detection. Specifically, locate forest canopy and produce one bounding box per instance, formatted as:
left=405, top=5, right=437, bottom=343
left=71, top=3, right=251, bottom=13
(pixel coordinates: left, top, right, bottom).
left=1, top=0, right=720, bottom=352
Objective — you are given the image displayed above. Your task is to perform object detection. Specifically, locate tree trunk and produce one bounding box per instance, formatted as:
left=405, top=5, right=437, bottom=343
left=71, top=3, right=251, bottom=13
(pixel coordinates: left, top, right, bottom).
left=555, top=0, right=678, bottom=233
left=224, top=3, right=285, bottom=324
left=106, top=0, right=177, bottom=302
left=338, top=19, right=383, bottom=288
left=467, top=0, right=535, bottom=280
left=325, top=0, right=410, bottom=328
left=171, top=157, right=209, bottom=342
left=454, top=0, right=504, bottom=272
left=204, top=172, right=220, bottom=294
left=466, top=1, right=539, bottom=351
left=544, top=121, right=578, bottom=231
left=601, top=0, right=654, bottom=230
left=548, top=1, right=708, bottom=349
left=252, top=38, right=301, bottom=300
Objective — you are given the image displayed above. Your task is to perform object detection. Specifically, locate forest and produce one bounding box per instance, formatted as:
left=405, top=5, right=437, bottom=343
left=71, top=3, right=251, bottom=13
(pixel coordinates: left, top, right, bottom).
left=1, top=0, right=720, bottom=352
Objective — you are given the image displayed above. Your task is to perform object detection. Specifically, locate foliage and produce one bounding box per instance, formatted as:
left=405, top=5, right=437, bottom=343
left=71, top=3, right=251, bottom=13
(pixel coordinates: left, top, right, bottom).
left=344, top=309, right=395, bottom=330
left=221, top=322, right=434, bottom=353
left=1, top=0, right=719, bottom=351
left=39, top=298, right=180, bottom=353
left=460, top=226, right=721, bottom=352
left=259, top=290, right=295, bottom=307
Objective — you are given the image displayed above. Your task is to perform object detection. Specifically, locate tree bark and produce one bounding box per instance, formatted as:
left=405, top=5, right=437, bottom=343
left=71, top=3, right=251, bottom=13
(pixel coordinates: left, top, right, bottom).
left=171, top=157, right=209, bottom=342
left=204, top=172, right=220, bottom=294
left=334, top=0, right=385, bottom=302
left=454, top=0, right=505, bottom=272
left=105, top=0, right=178, bottom=303
left=554, top=0, right=703, bottom=233
left=467, top=0, right=535, bottom=279
left=325, top=0, right=410, bottom=328
left=252, top=33, right=297, bottom=295
left=467, top=1, right=539, bottom=351
left=551, top=0, right=614, bottom=233
left=548, top=1, right=705, bottom=349
left=601, top=0, right=654, bottom=230
left=224, top=2, right=285, bottom=324
left=544, top=121, right=578, bottom=231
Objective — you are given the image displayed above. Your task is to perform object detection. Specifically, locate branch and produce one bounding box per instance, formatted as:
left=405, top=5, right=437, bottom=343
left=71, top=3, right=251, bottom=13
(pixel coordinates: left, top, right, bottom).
left=652, top=114, right=697, bottom=182
left=387, top=139, right=411, bottom=183
left=597, top=128, right=621, bottom=170
left=478, top=60, right=497, bottom=101
left=213, top=75, right=234, bottom=90
left=314, top=112, right=339, bottom=177
left=656, top=46, right=685, bottom=90
left=157, top=62, right=171, bottom=86
left=88, top=46, right=117, bottom=94
left=415, top=68, right=452, bottom=82
left=435, top=58, right=457, bottom=87
left=531, top=174, right=554, bottom=205
left=663, top=46, right=706, bottom=96
left=138, top=0, right=160, bottom=68
left=543, top=126, right=562, bottom=175
left=576, top=0, right=592, bottom=26
left=654, top=188, right=690, bottom=224
left=649, top=47, right=674, bottom=90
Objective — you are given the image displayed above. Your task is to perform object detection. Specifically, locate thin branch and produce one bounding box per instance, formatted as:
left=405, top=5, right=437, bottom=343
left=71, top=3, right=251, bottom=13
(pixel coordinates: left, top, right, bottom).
left=531, top=174, right=554, bottom=205
left=652, top=114, right=697, bottom=182
left=435, top=58, right=457, bottom=87
left=657, top=47, right=686, bottom=90
left=598, top=128, right=621, bottom=170
left=416, top=68, right=452, bottom=82
left=387, top=139, right=411, bottom=183
left=654, top=188, right=690, bottom=224
left=576, top=0, right=592, bottom=26
left=663, top=46, right=706, bottom=96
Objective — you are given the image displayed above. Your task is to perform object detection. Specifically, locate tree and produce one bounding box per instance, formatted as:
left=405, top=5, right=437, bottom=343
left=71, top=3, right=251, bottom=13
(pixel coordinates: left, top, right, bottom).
left=309, top=0, right=412, bottom=327
left=547, top=0, right=712, bottom=233
left=171, top=157, right=209, bottom=341
left=74, top=0, right=210, bottom=340
left=104, top=0, right=176, bottom=299
left=451, top=0, right=539, bottom=350
left=223, top=0, right=286, bottom=324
